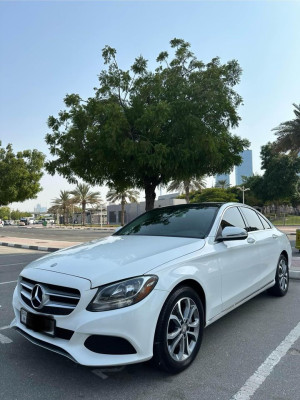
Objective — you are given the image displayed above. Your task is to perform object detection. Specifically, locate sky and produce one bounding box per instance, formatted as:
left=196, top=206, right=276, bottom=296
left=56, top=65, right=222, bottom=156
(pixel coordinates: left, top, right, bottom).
left=1, top=0, right=300, bottom=211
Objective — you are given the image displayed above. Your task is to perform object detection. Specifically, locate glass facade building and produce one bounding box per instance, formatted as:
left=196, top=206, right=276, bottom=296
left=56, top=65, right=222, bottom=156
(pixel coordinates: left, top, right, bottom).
left=235, top=150, right=253, bottom=186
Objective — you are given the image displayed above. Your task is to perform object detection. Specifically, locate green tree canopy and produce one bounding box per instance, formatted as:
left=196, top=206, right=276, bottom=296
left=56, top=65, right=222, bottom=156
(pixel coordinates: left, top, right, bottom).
left=273, top=103, right=300, bottom=154
left=0, top=142, right=45, bottom=206
left=0, top=206, right=11, bottom=220
left=242, top=144, right=300, bottom=212
left=45, top=38, right=249, bottom=211
left=189, top=188, right=238, bottom=203
left=167, top=176, right=206, bottom=204
left=10, top=210, right=32, bottom=220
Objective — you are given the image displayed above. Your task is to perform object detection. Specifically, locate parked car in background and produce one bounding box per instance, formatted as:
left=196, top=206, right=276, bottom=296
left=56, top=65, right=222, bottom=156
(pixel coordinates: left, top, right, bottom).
left=20, top=218, right=29, bottom=225
left=11, top=203, right=292, bottom=373
left=4, top=220, right=14, bottom=225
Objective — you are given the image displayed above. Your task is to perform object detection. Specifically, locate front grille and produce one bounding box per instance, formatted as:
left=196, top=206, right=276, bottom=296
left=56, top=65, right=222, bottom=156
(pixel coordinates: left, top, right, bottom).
left=20, top=277, right=81, bottom=315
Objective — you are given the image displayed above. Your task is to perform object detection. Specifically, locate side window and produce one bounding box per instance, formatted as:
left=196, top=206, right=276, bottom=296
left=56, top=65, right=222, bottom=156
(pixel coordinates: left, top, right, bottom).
left=258, top=214, right=272, bottom=229
left=220, top=207, right=246, bottom=232
left=240, top=207, right=264, bottom=232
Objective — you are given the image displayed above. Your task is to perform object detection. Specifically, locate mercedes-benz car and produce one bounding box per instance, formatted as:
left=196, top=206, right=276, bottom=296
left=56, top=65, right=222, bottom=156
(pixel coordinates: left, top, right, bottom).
left=11, top=203, right=291, bottom=373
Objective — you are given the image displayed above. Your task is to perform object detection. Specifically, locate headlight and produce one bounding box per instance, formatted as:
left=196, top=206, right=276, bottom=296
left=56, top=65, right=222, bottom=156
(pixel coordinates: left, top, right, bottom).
left=86, top=275, right=158, bottom=312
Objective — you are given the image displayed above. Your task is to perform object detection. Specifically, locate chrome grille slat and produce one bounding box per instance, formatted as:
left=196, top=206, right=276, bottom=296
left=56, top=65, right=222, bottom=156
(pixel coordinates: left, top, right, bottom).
left=45, top=302, right=75, bottom=309
left=20, top=290, right=31, bottom=300
left=20, top=281, right=35, bottom=290
left=19, top=277, right=81, bottom=315
left=45, top=290, right=80, bottom=300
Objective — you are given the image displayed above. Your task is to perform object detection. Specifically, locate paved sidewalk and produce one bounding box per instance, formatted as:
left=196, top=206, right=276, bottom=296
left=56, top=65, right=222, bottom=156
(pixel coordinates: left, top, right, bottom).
left=0, top=236, right=78, bottom=252
left=0, top=234, right=299, bottom=279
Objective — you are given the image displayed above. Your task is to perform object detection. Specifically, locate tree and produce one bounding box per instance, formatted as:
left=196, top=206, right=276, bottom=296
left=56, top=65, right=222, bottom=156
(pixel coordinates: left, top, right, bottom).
left=167, top=177, right=206, bottom=203
left=190, top=188, right=238, bottom=203
left=70, top=183, right=101, bottom=225
left=273, top=103, right=300, bottom=154
left=106, top=188, right=139, bottom=225
left=0, top=206, right=11, bottom=220
left=243, top=144, right=300, bottom=215
left=230, top=181, right=263, bottom=207
left=52, top=190, right=72, bottom=224
left=0, top=142, right=45, bottom=206
left=215, top=179, right=230, bottom=189
left=260, top=144, right=300, bottom=213
left=10, top=210, right=32, bottom=220
left=45, top=38, right=249, bottom=212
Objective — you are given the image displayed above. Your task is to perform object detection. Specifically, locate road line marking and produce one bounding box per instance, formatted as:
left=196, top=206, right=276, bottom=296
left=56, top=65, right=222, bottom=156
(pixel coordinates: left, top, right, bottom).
left=0, top=280, right=17, bottom=285
left=92, top=369, right=108, bottom=380
left=0, top=262, right=26, bottom=267
left=0, top=333, right=12, bottom=344
left=0, top=325, right=10, bottom=331
left=230, top=321, right=300, bottom=400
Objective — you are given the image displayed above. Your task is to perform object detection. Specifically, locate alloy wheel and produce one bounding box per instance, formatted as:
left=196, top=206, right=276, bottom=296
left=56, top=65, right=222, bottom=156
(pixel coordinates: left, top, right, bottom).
left=167, top=297, right=200, bottom=362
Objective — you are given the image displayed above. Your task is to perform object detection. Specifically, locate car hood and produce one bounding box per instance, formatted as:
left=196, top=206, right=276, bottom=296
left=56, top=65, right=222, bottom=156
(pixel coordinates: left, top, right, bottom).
left=24, top=235, right=205, bottom=287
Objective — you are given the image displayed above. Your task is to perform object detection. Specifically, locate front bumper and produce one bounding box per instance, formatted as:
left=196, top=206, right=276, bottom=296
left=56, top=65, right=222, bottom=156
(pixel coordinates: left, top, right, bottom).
left=11, top=272, right=168, bottom=367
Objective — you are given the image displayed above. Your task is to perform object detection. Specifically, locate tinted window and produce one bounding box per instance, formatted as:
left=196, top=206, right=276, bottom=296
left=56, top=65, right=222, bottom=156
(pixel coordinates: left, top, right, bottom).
left=240, top=207, right=264, bottom=231
left=258, top=214, right=272, bottom=229
left=115, top=205, right=219, bottom=239
left=220, top=207, right=246, bottom=232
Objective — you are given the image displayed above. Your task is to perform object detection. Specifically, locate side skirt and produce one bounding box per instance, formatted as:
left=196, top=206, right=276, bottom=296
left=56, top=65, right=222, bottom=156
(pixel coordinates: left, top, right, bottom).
left=206, top=280, right=275, bottom=327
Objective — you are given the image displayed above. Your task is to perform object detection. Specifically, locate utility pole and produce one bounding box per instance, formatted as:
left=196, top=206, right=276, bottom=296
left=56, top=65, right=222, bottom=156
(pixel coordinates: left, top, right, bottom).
left=237, top=186, right=250, bottom=204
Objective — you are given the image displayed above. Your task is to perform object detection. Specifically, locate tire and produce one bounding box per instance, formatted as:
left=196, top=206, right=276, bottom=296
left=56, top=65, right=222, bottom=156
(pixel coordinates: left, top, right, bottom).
left=268, top=254, right=289, bottom=297
left=152, top=286, right=204, bottom=374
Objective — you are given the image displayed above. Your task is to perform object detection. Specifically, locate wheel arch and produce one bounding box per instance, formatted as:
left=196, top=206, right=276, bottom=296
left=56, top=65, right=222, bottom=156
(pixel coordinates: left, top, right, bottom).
left=166, top=279, right=207, bottom=326
left=280, top=250, right=289, bottom=264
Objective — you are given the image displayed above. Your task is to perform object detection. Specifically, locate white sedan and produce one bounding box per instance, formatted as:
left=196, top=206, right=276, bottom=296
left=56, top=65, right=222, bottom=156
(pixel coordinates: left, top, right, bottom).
left=11, top=202, right=291, bottom=373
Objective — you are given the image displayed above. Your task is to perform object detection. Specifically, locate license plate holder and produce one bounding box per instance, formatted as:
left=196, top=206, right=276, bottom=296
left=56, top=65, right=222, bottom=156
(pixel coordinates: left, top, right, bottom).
left=20, top=308, right=55, bottom=337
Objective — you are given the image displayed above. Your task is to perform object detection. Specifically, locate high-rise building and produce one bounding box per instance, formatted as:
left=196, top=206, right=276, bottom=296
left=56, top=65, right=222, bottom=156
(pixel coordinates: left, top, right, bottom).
left=235, top=150, right=253, bottom=186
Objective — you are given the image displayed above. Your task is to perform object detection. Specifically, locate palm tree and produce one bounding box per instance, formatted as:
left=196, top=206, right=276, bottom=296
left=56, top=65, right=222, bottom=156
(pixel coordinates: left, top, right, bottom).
left=273, top=103, right=300, bottom=154
left=106, top=188, right=139, bottom=226
left=70, top=183, right=101, bottom=225
left=51, top=190, right=72, bottom=224
left=216, top=179, right=229, bottom=189
left=167, top=177, right=206, bottom=203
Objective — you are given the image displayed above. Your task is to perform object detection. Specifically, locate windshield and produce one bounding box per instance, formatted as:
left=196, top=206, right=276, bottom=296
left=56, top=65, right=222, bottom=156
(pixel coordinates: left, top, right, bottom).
left=115, top=205, right=219, bottom=239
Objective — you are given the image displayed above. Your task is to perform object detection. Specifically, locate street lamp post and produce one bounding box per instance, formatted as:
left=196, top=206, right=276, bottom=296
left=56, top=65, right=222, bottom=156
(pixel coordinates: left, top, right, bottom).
left=237, top=186, right=250, bottom=204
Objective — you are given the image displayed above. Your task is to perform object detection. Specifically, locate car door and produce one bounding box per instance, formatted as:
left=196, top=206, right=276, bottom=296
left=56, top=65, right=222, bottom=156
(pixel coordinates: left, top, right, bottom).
left=215, top=206, right=262, bottom=312
left=239, top=207, right=279, bottom=287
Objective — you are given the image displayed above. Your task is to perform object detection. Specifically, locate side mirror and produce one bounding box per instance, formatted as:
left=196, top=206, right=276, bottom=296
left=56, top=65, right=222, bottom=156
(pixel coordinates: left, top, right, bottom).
left=217, top=226, right=248, bottom=242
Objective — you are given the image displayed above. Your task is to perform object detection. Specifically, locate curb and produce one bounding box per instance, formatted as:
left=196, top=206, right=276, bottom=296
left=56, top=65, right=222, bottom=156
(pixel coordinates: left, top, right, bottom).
left=0, top=242, right=60, bottom=253
left=290, top=270, right=300, bottom=280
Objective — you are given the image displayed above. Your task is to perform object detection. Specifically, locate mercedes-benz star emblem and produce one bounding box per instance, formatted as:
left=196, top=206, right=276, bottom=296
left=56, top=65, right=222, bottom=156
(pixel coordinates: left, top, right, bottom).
left=31, top=284, right=46, bottom=309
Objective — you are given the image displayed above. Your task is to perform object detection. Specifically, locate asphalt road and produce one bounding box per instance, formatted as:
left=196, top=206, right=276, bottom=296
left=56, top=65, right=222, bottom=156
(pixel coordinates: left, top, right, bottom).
left=0, top=225, right=111, bottom=242
left=0, top=248, right=299, bottom=400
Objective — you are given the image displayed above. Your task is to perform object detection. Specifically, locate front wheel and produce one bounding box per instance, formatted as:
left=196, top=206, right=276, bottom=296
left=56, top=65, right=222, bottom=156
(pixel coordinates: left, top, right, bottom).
left=152, top=286, right=204, bottom=374
left=268, top=254, right=289, bottom=297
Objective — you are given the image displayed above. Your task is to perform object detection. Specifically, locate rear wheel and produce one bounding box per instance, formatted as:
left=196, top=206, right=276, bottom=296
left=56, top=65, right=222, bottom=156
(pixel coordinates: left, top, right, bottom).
left=153, top=286, right=204, bottom=374
left=268, top=254, right=289, bottom=296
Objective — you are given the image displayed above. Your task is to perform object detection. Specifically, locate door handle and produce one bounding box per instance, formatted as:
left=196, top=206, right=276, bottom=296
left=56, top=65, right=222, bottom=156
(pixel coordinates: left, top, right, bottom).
left=247, top=237, right=256, bottom=244
left=272, top=234, right=278, bottom=239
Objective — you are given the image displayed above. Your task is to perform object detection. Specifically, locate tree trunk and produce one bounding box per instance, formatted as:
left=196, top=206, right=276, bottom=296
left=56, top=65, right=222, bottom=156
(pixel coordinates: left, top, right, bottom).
left=144, top=179, right=158, bottom=211
left=121, top=196, right=125, bottom=226
left=184, top=183, right=190, bottom=204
